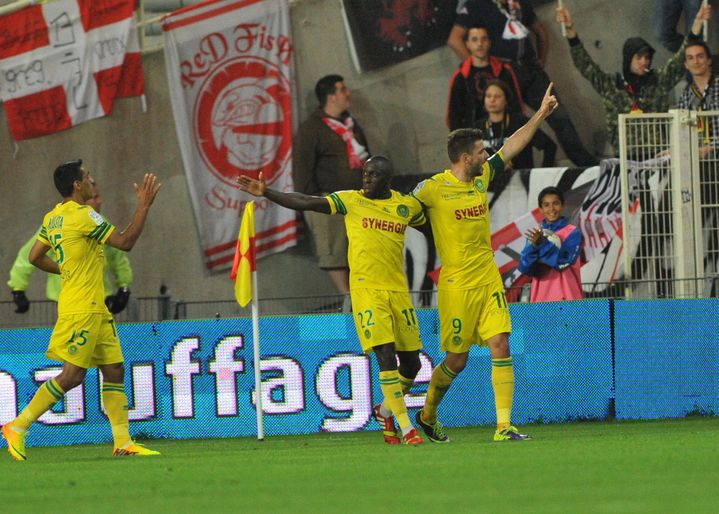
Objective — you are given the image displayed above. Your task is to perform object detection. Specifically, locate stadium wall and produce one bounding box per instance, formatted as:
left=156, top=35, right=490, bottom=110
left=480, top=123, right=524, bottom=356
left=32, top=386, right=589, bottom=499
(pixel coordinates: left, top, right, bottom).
left=1, top=0, right=696, bottom=307
left=2, top=299, right=716, bottom=448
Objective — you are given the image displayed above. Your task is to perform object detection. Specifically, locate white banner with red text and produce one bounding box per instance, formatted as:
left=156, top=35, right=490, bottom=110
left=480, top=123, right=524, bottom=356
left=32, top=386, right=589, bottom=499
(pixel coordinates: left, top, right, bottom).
left=163, top=0, right=297, bottom=272
left=0, top=0, right=144, bottom=141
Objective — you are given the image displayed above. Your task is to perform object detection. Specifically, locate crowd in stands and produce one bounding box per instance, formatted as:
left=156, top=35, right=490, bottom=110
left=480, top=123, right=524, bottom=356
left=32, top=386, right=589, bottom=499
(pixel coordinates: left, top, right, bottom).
left=8, top=1, right=717, bottom=309
left=290, top=0, right=717, bottom=305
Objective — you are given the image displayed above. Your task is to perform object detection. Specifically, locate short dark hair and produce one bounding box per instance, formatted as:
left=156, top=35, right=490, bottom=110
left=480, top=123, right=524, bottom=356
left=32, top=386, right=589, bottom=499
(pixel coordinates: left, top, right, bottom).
left=53, top=159, right=83, bottom=197
left=463, top=25, right=489, bottom=42
left=686, top=40, right=712, bottom=60
left=538, top=186, right=564, bottom=206
left=364, top=155, right=394, bottom=176
left=315, top=74, right=344, bottom=107
left=447, top=128, right=484, bottom=163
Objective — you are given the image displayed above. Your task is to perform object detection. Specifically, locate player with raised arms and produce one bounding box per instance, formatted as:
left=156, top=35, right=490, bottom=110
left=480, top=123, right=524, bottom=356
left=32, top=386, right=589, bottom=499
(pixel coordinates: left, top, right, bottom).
left=2, top=160, right=161, bottom=460
left=238, top=156, right=427, bottom=445
left=412, top=83, right=559, bottom=443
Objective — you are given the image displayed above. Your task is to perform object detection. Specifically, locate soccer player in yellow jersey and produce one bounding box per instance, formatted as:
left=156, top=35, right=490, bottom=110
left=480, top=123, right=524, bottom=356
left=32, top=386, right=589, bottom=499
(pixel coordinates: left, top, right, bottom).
left=238, top=156, right=428, bottom=445
left=1, top=159, right=161, bottom=461
left=412, top=83, right=559, bottom=443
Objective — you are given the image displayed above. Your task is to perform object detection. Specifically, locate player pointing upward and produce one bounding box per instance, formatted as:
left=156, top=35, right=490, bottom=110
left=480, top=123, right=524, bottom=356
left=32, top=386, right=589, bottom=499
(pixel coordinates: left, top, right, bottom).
left=412, top=83, right=559, bottom=442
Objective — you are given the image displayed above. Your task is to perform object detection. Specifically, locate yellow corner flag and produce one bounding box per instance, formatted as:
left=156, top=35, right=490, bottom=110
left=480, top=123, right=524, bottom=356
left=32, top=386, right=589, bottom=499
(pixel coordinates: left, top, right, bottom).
left=230, top=201, right=256, bottom=307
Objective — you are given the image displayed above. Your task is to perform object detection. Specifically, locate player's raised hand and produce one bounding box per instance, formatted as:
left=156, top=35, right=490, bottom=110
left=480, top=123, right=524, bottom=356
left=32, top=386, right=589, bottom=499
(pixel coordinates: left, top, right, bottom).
left=236, top=172, right=267, bottom=197
left=539, top=83, right=559, bottom=118
left=133, top=173, right=161, bottom=209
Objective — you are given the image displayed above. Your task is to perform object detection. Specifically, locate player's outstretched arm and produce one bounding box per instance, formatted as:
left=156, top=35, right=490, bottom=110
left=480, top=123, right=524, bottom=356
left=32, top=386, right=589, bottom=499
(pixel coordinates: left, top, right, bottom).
left=107, top=173, right=162, bottom=251
left=237, top=173, right=331, bottom=214
left=500, top=83, right=559, bottom=163
left=29, top=241, right=60, bottom=275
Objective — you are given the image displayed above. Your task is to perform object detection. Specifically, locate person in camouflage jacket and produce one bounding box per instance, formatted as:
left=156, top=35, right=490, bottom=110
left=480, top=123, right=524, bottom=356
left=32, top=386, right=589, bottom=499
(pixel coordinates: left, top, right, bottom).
left=555, top=4, right=710, bottom=155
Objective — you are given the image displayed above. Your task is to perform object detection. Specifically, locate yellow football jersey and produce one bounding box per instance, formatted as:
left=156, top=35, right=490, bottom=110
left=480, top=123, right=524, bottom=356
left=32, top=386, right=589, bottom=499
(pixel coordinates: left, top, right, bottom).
left=37, top=201, right=115, bottom=315
left=327, top=189, right=426, bottom=291
left=412, top=152, right=505, bottom=290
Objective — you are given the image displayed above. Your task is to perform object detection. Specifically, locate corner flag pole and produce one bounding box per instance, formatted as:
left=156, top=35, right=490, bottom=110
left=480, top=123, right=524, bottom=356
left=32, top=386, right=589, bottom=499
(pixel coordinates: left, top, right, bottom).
left=252, top=268, right=264, bottom=441
left=231, top=201, right=263, bottom=441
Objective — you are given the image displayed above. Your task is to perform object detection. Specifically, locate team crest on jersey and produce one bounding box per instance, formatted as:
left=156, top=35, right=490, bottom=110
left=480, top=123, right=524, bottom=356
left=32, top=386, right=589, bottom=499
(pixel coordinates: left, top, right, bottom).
left=68, top=345, right=78, bottom=355
left=452, top=335, right=462, bottom=345
left=474, top=179, right=486, bottom=193
left=396, top=204, right=410, bottom=217
left=364, top=329, right=372, bottom=339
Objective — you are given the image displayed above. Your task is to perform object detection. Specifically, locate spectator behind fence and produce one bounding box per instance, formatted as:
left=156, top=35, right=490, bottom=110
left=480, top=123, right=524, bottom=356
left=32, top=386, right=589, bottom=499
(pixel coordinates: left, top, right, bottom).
left=678, top=39, right=719, bottom=295
left=448, top=0, right=596, bottom=166
left=478, top=79, right=556, bottom=169
left=556, top=4, right=711, bottom=155
left=518, top=186, right=583, bottom=302
left=678, top=40, right=719, bottom=157
left=293, top=74, right=369, bottom=310
left=654, top=0, right=702, bottom=52
left=7, top=177, right=133, bottom=315
left=447, top=25, right=524, bottom=130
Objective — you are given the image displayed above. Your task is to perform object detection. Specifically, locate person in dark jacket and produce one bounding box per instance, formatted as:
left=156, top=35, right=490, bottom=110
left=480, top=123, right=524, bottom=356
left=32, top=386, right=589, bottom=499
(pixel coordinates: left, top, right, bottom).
left=449, top=0, right=596, bottom=166
left=556, top=3, right=711, bottom=153
left=478, top=79, right=556, bottom=169
left=293, top=74, right=369, bottom=307
left=447, top=25, right=524, bottom=130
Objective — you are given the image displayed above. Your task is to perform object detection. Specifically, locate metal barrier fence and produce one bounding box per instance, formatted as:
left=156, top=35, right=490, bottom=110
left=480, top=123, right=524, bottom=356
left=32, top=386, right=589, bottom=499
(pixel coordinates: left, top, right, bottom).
left=3, top=275, right=718, bottom=329
left=619, top=109, right=719, bottom=299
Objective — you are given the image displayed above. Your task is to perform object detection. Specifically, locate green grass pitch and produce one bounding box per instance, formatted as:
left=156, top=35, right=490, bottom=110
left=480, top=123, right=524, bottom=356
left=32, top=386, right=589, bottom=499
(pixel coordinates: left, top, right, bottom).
left=2, top=417, right=719, bottom=513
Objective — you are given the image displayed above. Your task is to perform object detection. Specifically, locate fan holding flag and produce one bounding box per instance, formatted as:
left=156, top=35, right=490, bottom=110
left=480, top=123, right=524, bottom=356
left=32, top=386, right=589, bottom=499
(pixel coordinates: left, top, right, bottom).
left=237, top=156, right=431, bottom=445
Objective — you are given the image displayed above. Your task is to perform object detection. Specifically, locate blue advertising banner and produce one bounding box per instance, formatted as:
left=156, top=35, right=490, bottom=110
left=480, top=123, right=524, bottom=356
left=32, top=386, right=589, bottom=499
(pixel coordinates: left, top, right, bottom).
left=614, top=299, right=719, bottom=419
left=0, top=302, right=613, bottom=448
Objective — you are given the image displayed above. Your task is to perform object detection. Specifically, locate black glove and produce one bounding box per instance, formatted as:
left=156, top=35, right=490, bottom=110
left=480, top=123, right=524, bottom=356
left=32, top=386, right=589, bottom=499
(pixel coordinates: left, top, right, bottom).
left=12, top=290, right=30, bottom=314
left=105, top=287, right=130, bottom=314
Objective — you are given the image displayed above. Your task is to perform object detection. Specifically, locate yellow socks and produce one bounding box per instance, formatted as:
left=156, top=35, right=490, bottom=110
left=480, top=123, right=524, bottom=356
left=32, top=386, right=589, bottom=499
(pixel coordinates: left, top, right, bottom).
left=14, top=378, right=65, bottom=431
left=381, top=371, right=414, bottom=414
left=422, top=362, right=457, bottom=424
left=379, top=370, right=412, bottom=432
left=103, top=382, right=132, bottom=449
left=398, top=372, right=414, bottom=396
left=492, top=357, right=514, bottom=431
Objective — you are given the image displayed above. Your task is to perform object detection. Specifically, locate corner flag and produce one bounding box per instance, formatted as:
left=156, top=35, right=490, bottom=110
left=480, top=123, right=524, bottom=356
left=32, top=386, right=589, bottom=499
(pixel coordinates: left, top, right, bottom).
left=229, top=200, right=263, bottom=440
left=230, top=201, right=256, bottom=307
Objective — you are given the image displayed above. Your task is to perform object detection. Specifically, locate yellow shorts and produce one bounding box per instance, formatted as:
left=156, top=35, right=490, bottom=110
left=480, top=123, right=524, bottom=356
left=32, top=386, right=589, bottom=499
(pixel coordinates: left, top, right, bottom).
left=351, top=288, right=422, bottom=353
left=47, top=312, right=123, bottom=369
left=438, top=280, right=512, bottom=353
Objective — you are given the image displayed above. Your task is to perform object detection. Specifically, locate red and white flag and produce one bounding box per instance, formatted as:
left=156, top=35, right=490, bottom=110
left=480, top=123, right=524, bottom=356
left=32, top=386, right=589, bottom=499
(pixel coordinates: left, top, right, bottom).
left=163, top=0, right=298, bottom=272
left=0, top=0, right=144, bottom=141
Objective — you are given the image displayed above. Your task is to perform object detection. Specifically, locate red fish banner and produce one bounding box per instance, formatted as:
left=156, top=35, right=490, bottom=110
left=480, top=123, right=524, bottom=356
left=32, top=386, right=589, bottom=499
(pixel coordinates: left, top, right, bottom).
left=163, top=0, right=297, bottom=272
